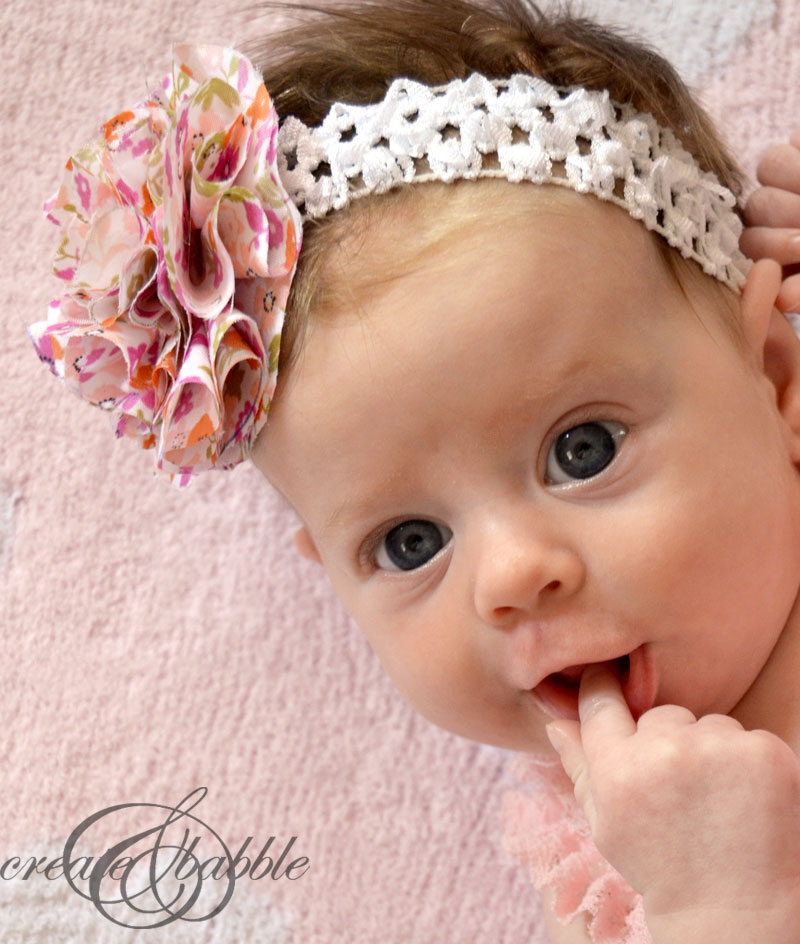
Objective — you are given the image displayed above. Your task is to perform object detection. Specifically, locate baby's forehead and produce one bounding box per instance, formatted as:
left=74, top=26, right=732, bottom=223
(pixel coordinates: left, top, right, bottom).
left=327, top=179, right=671, bottom=307
left=268, top=179, right=748, bottom=453
left=282, top=175, right=739, bottom=389
left=285, top=199, right=682, bottom=421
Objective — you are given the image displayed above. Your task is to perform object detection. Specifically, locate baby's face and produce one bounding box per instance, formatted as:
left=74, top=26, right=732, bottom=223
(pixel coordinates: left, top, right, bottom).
left=253, top=186, right=800, bottom=752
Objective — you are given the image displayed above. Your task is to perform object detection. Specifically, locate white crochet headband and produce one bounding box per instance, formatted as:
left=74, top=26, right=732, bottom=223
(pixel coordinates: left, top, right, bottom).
left=277, top=71, right=750, bottom=291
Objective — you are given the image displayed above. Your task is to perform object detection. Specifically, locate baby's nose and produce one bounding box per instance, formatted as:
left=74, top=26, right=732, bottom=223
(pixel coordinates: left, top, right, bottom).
left=472, top=517, right=585, bottom=626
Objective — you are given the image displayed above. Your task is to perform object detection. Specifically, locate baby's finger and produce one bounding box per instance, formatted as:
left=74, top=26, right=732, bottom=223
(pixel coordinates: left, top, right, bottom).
left=776, top=271, right=800, bottom=313
left=634, top=702, right=696, bottom=733
left=756, top=142, right=800, bottom=192
left=577, top=664, right=636, bottom=763
left=694, top=712, right=745, bottom=731
left=744, top=186, right=800, bottom=229
left=739, top=226, right=800, bottom=265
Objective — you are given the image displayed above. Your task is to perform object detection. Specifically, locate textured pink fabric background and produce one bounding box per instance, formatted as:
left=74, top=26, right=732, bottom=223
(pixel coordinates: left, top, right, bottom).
left=2, top=0, right=798, bottom=941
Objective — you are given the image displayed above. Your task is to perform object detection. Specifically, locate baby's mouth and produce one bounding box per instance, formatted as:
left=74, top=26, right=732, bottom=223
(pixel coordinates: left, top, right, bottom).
left=531, top=648, right=654, bottom=722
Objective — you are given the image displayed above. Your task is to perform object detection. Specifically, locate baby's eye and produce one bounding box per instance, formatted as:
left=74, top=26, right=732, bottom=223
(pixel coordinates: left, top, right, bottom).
left=545, top=420, right=627, bottom=484
left=375, top=519, right=453, bottom=572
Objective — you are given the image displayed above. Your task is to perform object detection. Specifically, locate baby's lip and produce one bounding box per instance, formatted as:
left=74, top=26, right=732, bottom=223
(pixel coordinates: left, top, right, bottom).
left=530, top=645, right=656, bottom=722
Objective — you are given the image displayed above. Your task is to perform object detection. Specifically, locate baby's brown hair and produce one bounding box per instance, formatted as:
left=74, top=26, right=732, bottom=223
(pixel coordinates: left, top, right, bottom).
left=243, top=0, right=747, bottom=370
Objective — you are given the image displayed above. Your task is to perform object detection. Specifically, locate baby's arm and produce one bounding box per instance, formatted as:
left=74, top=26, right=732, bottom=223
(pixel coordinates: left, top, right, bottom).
left=547, top=667, right=800, bottom=944
left=742, top=131, right=800, bottom=312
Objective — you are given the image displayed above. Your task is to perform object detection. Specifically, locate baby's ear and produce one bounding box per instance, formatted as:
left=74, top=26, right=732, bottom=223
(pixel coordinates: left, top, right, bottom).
left=293, top=526, right=323, bottom=564
left=741, top=259, right=800, bottom=462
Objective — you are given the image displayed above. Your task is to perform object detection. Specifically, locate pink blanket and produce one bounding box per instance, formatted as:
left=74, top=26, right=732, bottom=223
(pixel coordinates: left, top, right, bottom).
left=3, top=0, right=798, bottom=940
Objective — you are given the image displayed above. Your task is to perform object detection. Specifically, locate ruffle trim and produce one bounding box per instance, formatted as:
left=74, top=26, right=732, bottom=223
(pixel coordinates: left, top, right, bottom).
left=502, top=753, right=652, bottom=944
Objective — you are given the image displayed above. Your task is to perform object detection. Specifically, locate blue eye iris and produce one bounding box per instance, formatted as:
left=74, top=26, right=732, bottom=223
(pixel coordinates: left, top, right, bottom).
left=546, top=420, right=627, bottom=484
left=376, top=520, right=452, bottom=571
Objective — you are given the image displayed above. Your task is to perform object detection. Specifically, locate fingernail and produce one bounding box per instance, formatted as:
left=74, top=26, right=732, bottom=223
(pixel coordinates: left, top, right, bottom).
left=790, top=235, right=800, bottom=255
left=545, top=722, right=567, bottom=752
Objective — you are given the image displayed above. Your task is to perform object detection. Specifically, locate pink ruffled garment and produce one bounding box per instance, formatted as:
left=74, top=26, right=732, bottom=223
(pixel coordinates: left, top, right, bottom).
left=502, top=753, right=652, bottom=943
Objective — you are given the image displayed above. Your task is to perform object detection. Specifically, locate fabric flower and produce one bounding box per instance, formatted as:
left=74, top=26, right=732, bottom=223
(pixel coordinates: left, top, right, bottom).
left=29, top=44, right=301, bottom=486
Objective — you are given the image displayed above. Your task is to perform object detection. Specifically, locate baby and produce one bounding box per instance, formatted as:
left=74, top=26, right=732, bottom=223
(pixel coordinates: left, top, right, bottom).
left=28, top=0, right=800, bottom=940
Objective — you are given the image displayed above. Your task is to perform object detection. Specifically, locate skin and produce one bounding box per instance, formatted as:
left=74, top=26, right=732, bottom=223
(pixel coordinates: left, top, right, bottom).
left=743, top=128, right=800, bottom=312
left=252, top=180, right=800, bottom=937
left=550, top=666, right=800, bottom=942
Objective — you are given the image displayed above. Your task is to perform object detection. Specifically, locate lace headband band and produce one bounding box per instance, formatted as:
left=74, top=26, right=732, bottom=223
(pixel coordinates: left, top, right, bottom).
left=278, top=72, right=749, bottom=292
left=28, top=45, right=750, bottom=486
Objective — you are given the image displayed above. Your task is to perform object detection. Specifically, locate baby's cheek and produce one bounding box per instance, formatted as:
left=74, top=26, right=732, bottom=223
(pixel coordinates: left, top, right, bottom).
left=374, top=637, right=473, bottom=723
left=385, top=643, right=461, bottom=713
left=354, top=620, right=437, bottom=704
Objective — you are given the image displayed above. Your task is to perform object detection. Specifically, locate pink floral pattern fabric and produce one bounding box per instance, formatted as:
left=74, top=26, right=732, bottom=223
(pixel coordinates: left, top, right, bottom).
left=28, top=45, right=301, bottom=486
left=502, top=753, right=653, bottom=944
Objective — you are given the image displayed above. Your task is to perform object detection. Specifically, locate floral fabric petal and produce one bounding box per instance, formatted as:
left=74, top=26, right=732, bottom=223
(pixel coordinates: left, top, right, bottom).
left=29, top=44, right=302, bottom=486
left=502, top=753, right=653, bottom=944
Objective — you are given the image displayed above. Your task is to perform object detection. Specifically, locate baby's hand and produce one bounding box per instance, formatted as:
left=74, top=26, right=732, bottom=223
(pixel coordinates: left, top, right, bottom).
left=547, top=666, right=800, bottom=941
left=742, top=130, right=800, bottom=312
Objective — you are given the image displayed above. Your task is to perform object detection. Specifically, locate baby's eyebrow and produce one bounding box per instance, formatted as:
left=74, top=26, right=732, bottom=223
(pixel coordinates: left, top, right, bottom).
left=321, top=473, right=406, bottom=536
left=322, top=497, right=362, bottom=535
